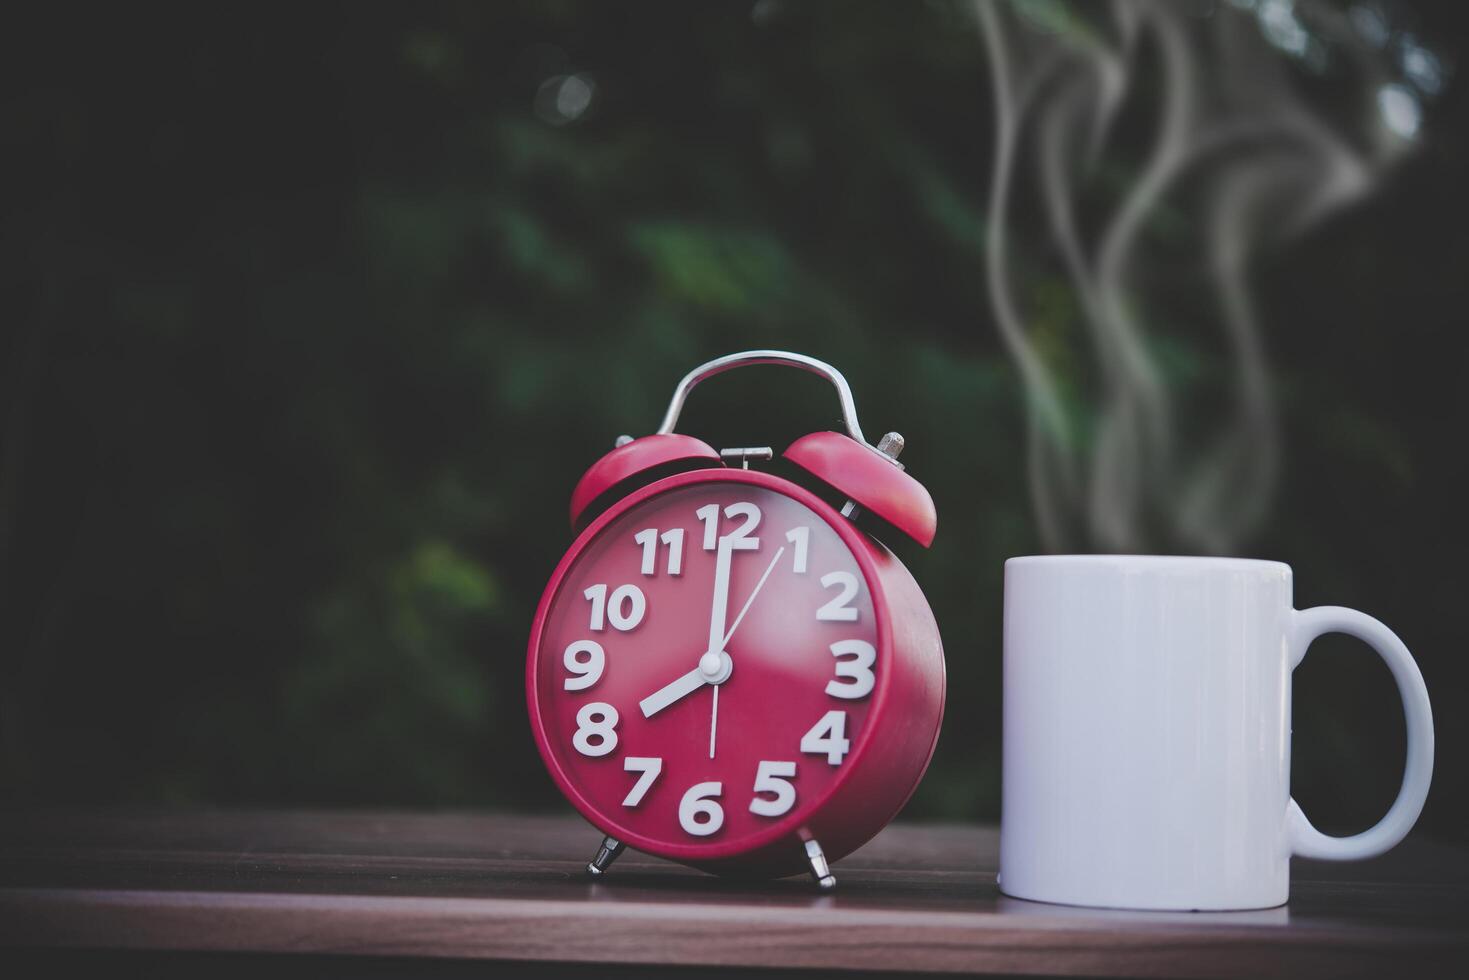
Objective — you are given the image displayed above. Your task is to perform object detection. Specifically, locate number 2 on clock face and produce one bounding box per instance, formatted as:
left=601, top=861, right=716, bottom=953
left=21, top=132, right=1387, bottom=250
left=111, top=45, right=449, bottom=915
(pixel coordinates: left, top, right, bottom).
left=536, top=482, right=879, bottom=848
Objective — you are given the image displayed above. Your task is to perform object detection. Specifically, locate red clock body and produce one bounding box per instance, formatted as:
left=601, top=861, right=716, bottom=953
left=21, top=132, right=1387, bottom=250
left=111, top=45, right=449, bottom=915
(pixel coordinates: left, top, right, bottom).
left=526, top=467, right=945, bottom=877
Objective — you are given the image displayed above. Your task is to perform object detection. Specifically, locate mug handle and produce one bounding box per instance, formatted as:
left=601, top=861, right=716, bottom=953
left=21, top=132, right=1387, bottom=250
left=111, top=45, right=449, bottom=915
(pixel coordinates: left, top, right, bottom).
left=1287, top=606, right=1435, bottom=860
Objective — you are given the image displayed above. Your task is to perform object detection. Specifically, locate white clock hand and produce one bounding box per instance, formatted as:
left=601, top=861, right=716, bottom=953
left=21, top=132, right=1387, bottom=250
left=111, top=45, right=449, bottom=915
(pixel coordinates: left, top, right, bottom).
left=709, top=684, right=719, bottom=759
left=639, top=666, right=708, bottom=718
left=706, top=538, right=734, bottom=657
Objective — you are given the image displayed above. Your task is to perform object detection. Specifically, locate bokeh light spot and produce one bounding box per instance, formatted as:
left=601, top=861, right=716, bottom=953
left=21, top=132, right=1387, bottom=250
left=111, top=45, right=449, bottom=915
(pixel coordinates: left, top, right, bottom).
left=1377, top=83, right=1422, bottom=140
left=1400, top=39, right=1445, bottom=96
left=534, top=73, right=596, bottom=126
left=1349, top=3, right=1390, bottom=49
left=1258, top=0, right=1309, bottom=58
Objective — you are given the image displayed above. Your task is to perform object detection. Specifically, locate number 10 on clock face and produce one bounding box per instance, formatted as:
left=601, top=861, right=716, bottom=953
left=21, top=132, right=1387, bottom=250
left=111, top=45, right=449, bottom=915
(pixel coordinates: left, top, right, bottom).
left=528, top=478, right=884, bottom=861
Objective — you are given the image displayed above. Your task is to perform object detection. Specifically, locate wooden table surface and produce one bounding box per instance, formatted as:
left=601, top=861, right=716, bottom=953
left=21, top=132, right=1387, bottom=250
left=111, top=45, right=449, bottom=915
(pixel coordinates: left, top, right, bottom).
left=0, top=809, right=1465, bottom=977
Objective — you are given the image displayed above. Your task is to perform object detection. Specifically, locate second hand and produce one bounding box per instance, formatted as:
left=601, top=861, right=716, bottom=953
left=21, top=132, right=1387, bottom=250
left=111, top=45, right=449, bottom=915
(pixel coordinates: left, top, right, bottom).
left=709, top=686, right=718, bottom=759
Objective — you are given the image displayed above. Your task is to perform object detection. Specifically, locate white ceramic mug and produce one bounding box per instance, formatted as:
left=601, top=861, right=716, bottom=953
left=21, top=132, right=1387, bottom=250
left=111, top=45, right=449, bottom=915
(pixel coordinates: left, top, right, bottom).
left=1000, top=555, right=1434, bottom=911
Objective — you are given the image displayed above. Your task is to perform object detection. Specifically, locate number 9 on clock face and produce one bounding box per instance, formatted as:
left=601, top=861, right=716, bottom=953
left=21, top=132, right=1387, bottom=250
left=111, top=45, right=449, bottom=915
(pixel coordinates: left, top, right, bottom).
left=527, top=479, right=883, bottom=858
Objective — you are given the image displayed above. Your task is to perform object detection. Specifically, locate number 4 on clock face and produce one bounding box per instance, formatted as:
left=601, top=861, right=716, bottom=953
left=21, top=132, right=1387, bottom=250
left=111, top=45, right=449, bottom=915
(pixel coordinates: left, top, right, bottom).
left=801, top=711, right=851, bottom=765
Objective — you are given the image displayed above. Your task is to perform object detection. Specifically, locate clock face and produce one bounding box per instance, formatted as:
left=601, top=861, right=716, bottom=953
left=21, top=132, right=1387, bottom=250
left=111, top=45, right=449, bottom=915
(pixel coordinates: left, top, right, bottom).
left=530, top=476, right=881, bottom=857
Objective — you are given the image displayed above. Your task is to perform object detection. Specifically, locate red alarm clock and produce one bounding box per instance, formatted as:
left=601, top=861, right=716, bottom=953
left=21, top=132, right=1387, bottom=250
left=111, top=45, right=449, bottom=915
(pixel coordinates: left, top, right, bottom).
left=526, top=350, right=944, bottom=888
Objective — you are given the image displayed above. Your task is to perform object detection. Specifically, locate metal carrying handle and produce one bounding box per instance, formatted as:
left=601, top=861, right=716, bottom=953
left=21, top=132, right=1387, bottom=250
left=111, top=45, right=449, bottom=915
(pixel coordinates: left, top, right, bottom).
left=656, top=350, right=870, bottom=447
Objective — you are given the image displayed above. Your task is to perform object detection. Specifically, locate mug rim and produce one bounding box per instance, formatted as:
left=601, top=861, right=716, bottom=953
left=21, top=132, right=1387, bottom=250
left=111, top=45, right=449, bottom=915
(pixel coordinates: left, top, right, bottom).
left=1005, top=554, right=1291, bottom=573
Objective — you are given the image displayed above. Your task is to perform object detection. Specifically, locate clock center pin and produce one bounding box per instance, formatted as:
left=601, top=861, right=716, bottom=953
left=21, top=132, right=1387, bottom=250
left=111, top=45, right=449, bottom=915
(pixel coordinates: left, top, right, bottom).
left=699, top=651, right=732, bottom=684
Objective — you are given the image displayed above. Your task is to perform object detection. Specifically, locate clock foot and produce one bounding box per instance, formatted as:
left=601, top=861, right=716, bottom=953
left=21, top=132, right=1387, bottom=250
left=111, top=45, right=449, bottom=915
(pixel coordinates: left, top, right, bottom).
left=803, top=838, right=837, bottom=891
left=586, top=835, right=624, bottom=877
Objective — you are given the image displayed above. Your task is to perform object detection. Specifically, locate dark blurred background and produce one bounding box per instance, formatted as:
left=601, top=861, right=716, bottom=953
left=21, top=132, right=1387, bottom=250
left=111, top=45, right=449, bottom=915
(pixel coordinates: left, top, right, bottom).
left=3, top=1, right=1465, bottom=842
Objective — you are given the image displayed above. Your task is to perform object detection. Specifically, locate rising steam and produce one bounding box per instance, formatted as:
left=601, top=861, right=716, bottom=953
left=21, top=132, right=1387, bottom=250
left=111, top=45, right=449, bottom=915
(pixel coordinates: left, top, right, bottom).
left=976, top=0, right=1440, bottom=553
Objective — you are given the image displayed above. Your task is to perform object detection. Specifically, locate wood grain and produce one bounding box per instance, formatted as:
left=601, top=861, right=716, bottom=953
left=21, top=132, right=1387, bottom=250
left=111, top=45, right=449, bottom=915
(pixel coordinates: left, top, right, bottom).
left=1, top=810, right=1465, bottom=977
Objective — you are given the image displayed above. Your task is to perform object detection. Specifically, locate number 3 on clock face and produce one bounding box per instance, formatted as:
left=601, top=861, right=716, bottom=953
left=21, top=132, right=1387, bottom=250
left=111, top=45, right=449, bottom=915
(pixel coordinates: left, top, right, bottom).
left=529, top=478, right=882, bottom=857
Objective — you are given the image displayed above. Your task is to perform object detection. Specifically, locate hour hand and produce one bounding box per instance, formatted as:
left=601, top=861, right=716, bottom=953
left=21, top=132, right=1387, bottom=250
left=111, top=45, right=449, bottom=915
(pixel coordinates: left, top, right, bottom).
left=639, top=666, right=708, bottom=718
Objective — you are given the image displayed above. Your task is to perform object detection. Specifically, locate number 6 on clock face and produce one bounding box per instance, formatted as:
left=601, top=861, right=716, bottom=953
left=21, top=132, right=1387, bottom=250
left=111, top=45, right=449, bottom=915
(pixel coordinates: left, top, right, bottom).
left=680, top=782, right=724, bottom=836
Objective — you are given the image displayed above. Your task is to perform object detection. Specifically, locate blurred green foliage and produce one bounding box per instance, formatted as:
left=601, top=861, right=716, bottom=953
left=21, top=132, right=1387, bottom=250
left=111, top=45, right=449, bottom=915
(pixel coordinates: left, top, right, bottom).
left=2, top=1, right=1466, bottom=840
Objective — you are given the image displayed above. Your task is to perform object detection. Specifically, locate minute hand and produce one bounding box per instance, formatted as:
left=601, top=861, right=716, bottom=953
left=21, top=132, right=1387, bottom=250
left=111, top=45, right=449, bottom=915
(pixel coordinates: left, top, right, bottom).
left=706, top=539, right=734, bottom=657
